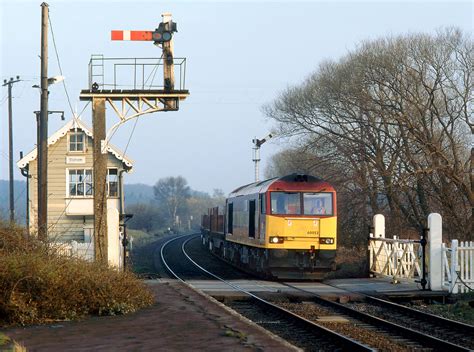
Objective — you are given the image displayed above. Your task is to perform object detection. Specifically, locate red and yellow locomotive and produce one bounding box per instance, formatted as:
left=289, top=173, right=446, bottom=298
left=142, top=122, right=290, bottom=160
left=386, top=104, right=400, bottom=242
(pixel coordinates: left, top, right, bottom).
left=201, top=174, right=337, bottom=279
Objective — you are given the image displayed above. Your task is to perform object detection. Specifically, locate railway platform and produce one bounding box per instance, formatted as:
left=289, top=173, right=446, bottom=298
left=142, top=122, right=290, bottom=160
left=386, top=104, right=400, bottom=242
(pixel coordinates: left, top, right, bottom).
left=4, top=280, right=299, bottom=351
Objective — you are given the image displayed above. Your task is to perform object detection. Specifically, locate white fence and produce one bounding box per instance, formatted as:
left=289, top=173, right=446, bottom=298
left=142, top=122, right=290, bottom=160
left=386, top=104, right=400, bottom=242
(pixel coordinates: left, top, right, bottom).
left=370, top=213, right=473, bottom=293
left=442, top=240, right=474, bottom=293
left=50, top=235, right=124, bottom=269
left=50, top=241, right=95, bottom=261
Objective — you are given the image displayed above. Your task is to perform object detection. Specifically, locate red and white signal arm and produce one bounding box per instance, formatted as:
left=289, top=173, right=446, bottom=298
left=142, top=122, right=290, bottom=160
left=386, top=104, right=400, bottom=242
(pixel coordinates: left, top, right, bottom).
left=111, top=30, right=154, bottom=41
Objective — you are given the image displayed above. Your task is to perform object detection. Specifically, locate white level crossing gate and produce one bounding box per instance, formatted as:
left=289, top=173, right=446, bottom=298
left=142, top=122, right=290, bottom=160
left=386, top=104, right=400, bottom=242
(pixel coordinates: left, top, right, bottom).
left=369, top=237, right=423, bottom=282
left=368, top=213, right=474, bottom=292
left=369, top=214, right=428, bottom=289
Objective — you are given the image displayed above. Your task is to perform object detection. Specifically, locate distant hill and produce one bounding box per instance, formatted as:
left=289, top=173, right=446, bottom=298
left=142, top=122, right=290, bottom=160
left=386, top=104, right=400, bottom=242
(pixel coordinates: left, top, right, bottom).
left=0, top=180, right=27, bottom=224
left=124, top=183, right=156, bottom=205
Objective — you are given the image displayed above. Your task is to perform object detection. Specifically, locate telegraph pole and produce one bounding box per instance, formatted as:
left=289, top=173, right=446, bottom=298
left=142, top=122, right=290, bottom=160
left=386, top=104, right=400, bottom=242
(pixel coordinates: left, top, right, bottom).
left=2, top=76, right=21, bottom=224
left=92, top=97, right=108, bottom=264
left=38, top=2, right=49, bottom=241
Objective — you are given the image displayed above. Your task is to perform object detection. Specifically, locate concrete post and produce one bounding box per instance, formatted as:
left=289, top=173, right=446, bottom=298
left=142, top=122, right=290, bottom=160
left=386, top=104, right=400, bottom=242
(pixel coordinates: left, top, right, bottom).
left=373, top=214, right=385, bottom=238
left=428, top=213, right=443, bottom=291
left=107, top=208, right=120, bottom=268
left=372, top=214, right=385, bottom=272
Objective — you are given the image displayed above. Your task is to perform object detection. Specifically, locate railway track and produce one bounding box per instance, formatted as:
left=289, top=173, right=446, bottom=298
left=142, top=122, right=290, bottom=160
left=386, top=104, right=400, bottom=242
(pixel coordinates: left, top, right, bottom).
left=160, top=234, right=473, bottom=351
left=283, top=283, right=474, bottom=351
left=160, top=234, right=373, bottom=351
left=350, top=292, right=474, bottom=349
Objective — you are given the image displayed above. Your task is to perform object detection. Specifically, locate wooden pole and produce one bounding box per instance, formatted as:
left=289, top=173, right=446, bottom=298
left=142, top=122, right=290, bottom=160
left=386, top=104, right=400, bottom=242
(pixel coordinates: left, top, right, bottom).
left=92, top=97, right=108, bottom=264
left=162, top=13, right=175, bottom=110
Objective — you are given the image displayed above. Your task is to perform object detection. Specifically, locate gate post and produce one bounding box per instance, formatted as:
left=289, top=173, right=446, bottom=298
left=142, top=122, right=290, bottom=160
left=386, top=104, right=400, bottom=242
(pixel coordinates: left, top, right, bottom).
left=428, top=213, right=443, bottom=291
left=373, top=214, right=385, bottom=238
left=371, top=214, right=385, bottom=272
left=450, top=240, right=458, bottom=293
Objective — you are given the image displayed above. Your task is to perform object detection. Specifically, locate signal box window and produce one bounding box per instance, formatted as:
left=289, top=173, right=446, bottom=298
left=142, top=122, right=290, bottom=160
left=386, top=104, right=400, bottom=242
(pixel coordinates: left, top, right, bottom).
left=304, top=193, right=333, bottom=216
left=69, top=169, right=93, bottom=197
left=270, top=192, right=301, bottom=215
left=69, top=131, right=85, bottom=152
left=107, top=168, right=119, bottom=197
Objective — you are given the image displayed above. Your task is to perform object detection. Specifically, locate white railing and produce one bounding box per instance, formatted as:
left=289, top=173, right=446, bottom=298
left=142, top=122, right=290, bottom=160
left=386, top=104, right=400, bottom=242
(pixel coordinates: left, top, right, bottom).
left=443, top=240, right=474, bottom=293
left=50, top=240, right=94, bottom=261
left=51, top=237, right=124, bottom=269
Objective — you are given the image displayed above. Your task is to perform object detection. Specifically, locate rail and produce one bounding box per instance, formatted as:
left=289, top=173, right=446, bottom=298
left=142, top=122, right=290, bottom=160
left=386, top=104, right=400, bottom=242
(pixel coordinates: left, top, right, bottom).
left=160, top=235, right=373, bottom=351
left=284, top=283, right=472, bottom=351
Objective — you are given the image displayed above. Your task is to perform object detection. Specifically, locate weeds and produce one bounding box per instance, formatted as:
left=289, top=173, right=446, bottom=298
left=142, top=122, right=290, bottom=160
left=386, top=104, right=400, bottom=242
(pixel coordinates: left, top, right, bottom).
left=0, top=225, right=154, bottom=327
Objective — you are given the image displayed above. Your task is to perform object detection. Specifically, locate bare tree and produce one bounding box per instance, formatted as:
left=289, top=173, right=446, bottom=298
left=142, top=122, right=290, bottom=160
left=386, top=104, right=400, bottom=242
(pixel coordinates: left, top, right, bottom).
left=153, top=176, right=191, bottom=227
left=264, top=28, right=472, bottom=240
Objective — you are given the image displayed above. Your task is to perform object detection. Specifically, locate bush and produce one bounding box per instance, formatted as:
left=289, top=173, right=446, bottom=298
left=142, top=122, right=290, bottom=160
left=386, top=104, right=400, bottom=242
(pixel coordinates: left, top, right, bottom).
left=0, top=225, right=154, bottom=327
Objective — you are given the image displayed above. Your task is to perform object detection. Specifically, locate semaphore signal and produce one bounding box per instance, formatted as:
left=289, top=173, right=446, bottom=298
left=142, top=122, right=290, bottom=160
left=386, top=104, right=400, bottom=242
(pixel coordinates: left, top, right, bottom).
left=111, top=16, right=177, bottom=44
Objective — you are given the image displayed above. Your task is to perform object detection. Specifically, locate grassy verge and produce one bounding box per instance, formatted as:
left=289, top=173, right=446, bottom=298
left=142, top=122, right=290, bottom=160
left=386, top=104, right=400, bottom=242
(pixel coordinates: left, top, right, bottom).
left=129, top=229, right=166, bottom=276
left=0, top=225, right=154, bottom=327
left=325, top=246, right=369, bottom=279
left=128, top=229, right=158, bottom=247
left=411, top=292, right=474, bottom=325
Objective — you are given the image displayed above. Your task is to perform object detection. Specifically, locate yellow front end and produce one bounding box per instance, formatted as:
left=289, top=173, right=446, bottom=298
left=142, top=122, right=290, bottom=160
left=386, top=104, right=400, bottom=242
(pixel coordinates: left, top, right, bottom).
left=265, top=215, right=337, bottom=250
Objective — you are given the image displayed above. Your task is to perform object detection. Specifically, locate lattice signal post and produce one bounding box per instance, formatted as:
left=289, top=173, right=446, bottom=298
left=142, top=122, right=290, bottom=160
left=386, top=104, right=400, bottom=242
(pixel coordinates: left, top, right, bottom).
left=79, top=13, right=189, bottom=264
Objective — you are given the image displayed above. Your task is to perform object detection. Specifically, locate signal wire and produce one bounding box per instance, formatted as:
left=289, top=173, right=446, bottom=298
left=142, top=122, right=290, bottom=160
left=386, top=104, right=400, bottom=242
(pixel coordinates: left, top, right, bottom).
left=48, top=11, right=75, bottom=119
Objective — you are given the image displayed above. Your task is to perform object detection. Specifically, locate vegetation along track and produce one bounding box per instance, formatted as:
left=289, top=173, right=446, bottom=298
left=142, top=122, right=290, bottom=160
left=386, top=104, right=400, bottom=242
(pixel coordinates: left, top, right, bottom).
left=283, top=283, right=473, bottom=351
left=160, top=234, right=373, bottom=351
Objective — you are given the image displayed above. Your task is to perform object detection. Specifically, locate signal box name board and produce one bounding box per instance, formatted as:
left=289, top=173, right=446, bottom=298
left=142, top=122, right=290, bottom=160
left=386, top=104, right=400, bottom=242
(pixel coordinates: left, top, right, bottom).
left=66, top=156, right=86, bottom=164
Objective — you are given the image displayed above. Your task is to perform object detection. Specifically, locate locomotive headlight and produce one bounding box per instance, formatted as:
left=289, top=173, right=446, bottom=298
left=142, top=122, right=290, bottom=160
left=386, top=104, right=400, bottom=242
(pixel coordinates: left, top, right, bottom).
left=319, top=237, right=334, bottom=244
left=270, top=236, right=284, bottom=244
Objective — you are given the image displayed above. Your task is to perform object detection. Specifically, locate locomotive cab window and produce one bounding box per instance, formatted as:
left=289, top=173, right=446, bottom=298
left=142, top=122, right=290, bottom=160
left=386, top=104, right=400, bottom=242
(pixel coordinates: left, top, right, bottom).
left=303, top=193, right=333, bottom=216
left=270, top=192, right=301, bottom=215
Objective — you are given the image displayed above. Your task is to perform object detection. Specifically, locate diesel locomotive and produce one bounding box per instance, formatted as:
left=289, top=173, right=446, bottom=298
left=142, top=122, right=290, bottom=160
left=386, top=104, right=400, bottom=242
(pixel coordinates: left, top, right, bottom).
left=201, top=174, right=337, bottom=279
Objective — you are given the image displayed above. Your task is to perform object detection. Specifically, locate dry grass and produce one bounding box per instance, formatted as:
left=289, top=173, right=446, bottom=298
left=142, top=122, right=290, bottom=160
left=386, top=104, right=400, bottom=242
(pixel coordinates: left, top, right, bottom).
left=0, top=224, right=154, bottom=327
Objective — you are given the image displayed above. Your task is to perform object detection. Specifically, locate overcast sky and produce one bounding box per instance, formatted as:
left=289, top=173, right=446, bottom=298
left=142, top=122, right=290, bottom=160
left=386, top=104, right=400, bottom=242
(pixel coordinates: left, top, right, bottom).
left=0, top=0, right=472, bottom=195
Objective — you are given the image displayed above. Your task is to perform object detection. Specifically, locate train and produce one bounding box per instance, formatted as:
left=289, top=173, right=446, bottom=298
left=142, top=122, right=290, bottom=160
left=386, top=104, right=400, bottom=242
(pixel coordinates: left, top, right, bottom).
left=201, top=173, right=337, bottom=280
